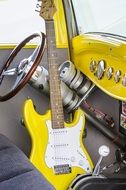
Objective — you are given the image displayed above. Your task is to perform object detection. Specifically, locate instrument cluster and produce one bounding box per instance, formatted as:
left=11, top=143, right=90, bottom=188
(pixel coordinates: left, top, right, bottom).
left=90, top=59, right=126, bottom=86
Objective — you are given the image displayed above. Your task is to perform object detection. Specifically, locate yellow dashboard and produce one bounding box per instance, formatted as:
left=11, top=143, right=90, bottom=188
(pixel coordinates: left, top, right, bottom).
left=72, top=33, right=126, bottom=101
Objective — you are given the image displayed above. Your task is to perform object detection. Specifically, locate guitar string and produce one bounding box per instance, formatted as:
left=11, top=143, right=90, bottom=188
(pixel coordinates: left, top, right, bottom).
left=47, top=20, right=71, bottom=169
left=49, top=22, right=70, bottom=168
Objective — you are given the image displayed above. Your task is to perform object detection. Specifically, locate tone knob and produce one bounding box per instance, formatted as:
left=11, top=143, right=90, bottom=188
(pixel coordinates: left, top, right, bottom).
left=96, top=60, right=105, bottom=79
left=122, top=74, right=126, bottom=86
left=114, top=70, right=121, bottom=83
left=90, top=60, right=96, bottom=72
left=106, top=67, right=113, bottom=79
left=71, top=157, right=75, bottom=162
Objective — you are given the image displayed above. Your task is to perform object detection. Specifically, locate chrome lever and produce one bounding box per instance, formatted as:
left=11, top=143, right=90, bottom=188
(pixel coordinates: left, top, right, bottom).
left=93, top=145, right=110, bottom=176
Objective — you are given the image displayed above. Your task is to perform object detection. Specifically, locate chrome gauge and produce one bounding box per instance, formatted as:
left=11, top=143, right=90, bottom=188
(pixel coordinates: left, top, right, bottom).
left=114, top=70, right=121, bottom=83
left=106, top=67, right=113, bottom=80
left=90, top=60, right=97, bottom=72
left=96, top=60, right=105, bottom=79
left=122, top=74, right=126, bottom=86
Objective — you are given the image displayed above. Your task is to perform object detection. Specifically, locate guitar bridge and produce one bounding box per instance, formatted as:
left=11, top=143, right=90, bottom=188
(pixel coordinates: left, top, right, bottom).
left=54, top=164, right=71, bottom=175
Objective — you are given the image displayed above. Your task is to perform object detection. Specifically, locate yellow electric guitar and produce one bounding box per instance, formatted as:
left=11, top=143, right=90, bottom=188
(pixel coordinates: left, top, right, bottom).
left=22, top=1, right=93, bottom=189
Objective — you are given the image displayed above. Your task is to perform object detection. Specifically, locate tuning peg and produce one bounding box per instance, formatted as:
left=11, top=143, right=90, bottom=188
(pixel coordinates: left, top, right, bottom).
left=35, top=3, right=41, bottom=12
left=36, top=3, right=41, bottom=8
left=93, top=145, right=110, bottom=176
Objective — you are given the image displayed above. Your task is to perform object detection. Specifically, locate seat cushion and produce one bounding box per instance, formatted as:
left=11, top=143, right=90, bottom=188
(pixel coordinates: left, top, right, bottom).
left=0, top=134, right=54, bottom=190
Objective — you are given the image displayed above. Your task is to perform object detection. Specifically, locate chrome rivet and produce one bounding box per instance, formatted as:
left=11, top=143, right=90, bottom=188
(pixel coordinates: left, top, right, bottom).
left=122, top=74, right=126, bottom=86
left=114, top=70, right=121, bottom=83
left=90, top=60, right=96, bottom=72
left=106, top=67, right=113, bottom=79
left=96, top=60, right=105, bottom=79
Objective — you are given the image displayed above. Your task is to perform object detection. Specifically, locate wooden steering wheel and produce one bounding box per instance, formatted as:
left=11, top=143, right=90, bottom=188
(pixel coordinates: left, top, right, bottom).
left=0, top=32, right=46, bottom=101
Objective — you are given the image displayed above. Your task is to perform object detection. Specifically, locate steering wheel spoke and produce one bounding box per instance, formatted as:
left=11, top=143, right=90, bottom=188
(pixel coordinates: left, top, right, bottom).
left=12, top=72, right=25, bottom=90
left=2, top=67, right=17, bottom=76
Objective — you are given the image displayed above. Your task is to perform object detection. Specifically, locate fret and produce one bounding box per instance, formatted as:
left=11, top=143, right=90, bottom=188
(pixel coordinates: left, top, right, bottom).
left=46, top=36, right=55, bottom=40
left=48, top=57, right=57, bottom=60
left=51, top=103, right=64, bottom=109
left=45, top=19, right=64, bottom=129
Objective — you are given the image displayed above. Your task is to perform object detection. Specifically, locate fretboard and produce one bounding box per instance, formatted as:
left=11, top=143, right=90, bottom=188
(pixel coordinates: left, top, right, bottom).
left=45, top=20, right=64, bottom=129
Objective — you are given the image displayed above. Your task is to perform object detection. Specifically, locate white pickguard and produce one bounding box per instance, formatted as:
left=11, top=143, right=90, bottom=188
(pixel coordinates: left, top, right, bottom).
left=45, top=116, right=92, bottom=173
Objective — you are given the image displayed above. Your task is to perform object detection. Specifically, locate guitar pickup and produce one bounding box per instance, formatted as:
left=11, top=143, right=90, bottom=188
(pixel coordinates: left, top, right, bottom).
left=54, top=164, right=71, bottom=175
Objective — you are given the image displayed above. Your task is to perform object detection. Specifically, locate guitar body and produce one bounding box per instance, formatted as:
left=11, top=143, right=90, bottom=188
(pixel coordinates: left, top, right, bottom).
left=23, top=99, right=93, bottom=190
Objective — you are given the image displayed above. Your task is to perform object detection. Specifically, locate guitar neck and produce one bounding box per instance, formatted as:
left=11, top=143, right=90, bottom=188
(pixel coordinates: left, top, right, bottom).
left=45, top=20, right=64, bottom=129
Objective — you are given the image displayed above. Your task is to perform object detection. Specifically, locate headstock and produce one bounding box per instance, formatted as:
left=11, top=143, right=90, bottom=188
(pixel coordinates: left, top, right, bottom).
left=35, top=0, right=57, bottom=20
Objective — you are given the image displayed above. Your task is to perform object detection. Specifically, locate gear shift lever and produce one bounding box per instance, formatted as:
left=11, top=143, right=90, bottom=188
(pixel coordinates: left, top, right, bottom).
left=93, top=145, right=110, bottom=176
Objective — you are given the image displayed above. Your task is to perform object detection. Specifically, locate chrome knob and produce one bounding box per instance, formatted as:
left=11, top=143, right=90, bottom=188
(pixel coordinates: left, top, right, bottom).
left=107, top=67, right=113, bottom=79
left=114, top=70, right=121, bottom=83
left=90, top=60, right=96, bottom=72
left=122, top=74, right=126, bottom=86
left=98, top=145, right=110, bottom=157
left=96, top=60, right=105, bottom=79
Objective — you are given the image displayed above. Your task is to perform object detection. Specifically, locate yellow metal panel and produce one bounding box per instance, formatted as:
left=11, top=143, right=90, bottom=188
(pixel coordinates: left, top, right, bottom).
left=72, top=34, right=126, bottom=101
left=54, top=0, right=68, bottom=48
left=0, top=44, right=37, bottom=49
